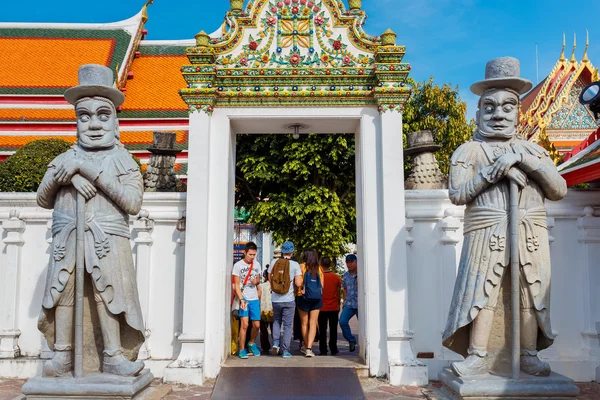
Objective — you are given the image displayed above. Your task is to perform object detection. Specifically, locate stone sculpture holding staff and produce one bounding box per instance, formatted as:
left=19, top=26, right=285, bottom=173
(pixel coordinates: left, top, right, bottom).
left=442, top=57, right=567, bottom=377
left=36, top=64, right=145, bottom=378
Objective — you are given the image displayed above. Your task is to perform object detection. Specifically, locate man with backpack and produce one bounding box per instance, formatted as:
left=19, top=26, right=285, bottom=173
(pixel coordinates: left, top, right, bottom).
left=268, top=241, right=302, bottom=358
left=232, top=242, right=262, bottom=359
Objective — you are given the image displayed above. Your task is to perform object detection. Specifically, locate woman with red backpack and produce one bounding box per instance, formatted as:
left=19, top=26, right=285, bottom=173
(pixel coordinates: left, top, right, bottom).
left=297, top=248, right=324, bottom=357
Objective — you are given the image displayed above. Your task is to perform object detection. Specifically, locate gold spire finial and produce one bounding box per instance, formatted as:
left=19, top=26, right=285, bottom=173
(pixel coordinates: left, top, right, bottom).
left=141, top=0, right=153, bottom=24
left=381, top=28, right=397, bottom=46
left=583, top=29, right=590, bottom=63
left=570, top=32, right=577, bottom=63
left=559, top=32, right=566, bottom=62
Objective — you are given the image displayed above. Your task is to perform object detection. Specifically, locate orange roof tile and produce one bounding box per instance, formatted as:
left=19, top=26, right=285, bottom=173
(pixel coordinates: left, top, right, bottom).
left=0, top=131, right=188, bottom=149
left=120, top=130, right=187, bottom=144
left=0, top=135, right=77, bottom=147
left=0, top=38, right=115, bottom=89
left=0, top=108, right=75, bottom=121
left=122, top=54, right=188, bottom=111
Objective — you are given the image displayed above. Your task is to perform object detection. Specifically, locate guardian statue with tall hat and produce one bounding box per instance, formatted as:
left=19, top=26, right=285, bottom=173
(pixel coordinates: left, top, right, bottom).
left=442, top=57, right=568, bottom=378
left=35, top=64, right=146, bottom=378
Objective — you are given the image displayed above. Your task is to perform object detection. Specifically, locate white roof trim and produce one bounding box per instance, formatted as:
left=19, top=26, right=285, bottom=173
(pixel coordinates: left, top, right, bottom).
left=139, top=39, right=195, bottom=46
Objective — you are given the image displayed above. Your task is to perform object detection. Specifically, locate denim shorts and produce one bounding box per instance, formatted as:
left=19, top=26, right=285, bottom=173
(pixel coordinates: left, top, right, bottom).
left=297, top=296, right=322, bottom=312
left=239, top=299, right=261, bottom=321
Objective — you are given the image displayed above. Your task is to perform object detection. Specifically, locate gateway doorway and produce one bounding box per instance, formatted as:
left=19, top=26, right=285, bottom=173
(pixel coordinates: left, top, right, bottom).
left=227, top=128, right=363, bottom=371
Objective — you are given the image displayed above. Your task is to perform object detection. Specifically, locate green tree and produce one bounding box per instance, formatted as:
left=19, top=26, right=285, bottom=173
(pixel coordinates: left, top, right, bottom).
left=403, top=77, right=475, bottom=175
left=0, top=139, right=72, bottom=192
left=236, top=134, right=355, bottom=257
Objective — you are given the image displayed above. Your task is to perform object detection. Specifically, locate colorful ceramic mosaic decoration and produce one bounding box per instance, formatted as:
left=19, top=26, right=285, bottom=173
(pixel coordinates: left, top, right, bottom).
left=180, top=0, right=411, bottom=114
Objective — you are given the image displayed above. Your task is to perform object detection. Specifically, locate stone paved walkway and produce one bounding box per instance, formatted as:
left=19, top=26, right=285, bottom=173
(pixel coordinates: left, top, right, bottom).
left=1, top=377, right=599, bottom=400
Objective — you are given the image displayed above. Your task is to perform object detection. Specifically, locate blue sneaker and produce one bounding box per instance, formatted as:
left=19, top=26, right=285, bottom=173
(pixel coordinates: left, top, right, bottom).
left=248, top=343, right=261, bottom=357
left=282, top=351, right=292, bottom=358
left=271, top=340, right=280, bottom=355
left=238, top=349, right=248, bottom=359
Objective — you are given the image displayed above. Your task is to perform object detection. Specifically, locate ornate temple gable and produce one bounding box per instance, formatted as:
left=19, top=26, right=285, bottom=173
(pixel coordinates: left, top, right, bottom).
left=547, top=78, right=596, bottom=132
left=520, top=34, right=598, bottom=147
left=180, top=0, right=411, bottom=113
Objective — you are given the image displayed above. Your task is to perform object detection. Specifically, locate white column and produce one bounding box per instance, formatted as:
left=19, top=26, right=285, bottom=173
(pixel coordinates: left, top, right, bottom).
left=0, top=210, right=25, bottom=358
left=379, top=111, right=428, bottom=386
left=356, top=109, right=385, bottom=376
left=133, top=209, right=154, bottom=360
left=202, top=109, right=235, bottom=379
left=164, top=111, right=211, bottom=385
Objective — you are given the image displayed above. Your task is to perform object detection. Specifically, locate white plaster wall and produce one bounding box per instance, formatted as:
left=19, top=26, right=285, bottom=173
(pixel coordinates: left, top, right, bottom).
left=1, top=190, right=600, bottom=382
left=0, top=193, right=186, bottom=377
left=405, top=189, right=600, bottom=382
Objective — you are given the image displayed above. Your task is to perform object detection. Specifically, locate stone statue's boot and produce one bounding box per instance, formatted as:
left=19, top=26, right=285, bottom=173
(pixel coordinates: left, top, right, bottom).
left=97, top=300, right=144, bottom=376
left=520, top=354, right=551, bottom=376
left=103, top=353, right=145, bottom=376
left=43, top=350, right=73, bottom=377
left=520, top=308, right=551, bottom=377
left=452, top=308, right=493, bottom=376
left=451, top=354, right=489, bottom=376
left=43, top=306, right=74, bottom=377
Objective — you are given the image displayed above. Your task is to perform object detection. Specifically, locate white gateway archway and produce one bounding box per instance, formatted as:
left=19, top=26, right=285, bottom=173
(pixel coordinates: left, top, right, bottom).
left=162, top=0, right=427, bottom=387
left=163, top=107, right=427, bottom=386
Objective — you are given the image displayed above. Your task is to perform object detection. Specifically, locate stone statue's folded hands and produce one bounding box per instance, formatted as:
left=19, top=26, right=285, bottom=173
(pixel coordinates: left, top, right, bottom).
left=54, top=159, right=83, bottom=185
left=490, top=153, right=521, bottom=181
left=507, top=167, right=527, bottom=189
left=71, top=174, right=97, bottom=200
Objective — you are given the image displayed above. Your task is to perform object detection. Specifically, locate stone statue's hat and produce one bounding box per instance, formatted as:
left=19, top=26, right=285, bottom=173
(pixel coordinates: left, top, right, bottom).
left=404, top=130, right=441, bottom=156
left=64, top=64, right=125, bottom=106
left=470, top=57, right=532, bottom=96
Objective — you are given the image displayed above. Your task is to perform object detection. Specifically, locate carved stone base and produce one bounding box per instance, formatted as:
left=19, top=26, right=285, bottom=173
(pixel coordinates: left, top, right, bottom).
left=163, top=365, right=204, bottom=385
left=22, top=368, right=154, bottom=399
left=438, top=367, right=580, bottom=399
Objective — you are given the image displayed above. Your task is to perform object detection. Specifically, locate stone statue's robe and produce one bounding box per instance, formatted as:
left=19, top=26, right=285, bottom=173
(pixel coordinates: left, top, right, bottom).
left=442, top=135, right=567, bottom=357
left=37, top=145, right=145, bottom=358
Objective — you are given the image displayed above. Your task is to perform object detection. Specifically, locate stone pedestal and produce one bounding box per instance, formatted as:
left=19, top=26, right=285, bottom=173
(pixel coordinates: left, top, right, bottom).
left=439, top=367, right=580, bottom=399
left=22, top=369, right=154, bottom=399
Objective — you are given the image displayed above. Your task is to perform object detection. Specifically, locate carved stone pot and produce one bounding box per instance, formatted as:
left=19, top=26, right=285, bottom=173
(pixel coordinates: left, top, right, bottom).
left=230, top=0, right=244, bottom=11
left=349, top=0, right=362, bottom=10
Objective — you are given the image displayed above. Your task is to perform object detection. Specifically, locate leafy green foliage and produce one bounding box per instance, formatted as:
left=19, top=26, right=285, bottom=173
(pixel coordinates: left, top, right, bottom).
left=0, top=139, right=72, bottom=192
left=403, top=77, right=475, bottom=175
left=236, top=134, right=355, bottom=257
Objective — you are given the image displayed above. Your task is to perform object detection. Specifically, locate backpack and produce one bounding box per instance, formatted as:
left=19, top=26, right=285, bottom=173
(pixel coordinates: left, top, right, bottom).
left=271, top=258, right=291, bottom=295
left=303, top=270, right=322, bottom=300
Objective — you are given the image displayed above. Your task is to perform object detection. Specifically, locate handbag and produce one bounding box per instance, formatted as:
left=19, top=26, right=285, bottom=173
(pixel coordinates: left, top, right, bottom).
left=231, top=261, right=254, bottom=319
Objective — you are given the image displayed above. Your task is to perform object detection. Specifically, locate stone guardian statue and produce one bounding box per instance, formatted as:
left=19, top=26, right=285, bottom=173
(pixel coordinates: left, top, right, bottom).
left=33, top=64, right=147, bottom=379
left=442, top=57, right=568, bottom=378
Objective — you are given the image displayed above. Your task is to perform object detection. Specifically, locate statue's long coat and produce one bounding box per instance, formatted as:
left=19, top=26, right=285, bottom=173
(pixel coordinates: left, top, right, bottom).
left=37, top=145, right=145, bottom=358
left=442, top=135, right=567, bottom=357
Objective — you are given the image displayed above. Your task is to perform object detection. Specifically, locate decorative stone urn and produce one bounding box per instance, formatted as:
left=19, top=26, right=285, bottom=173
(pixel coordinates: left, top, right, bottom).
left=404, top=130, right=447, bottom=190
left=230, top=0, right=244, bottom=12
left=349, top=0, right=362, bottom=10
left=144, top=131, right=182, bottom=192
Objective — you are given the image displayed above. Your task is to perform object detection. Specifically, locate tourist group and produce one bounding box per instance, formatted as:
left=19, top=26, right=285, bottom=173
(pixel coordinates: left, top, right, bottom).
left=231, top=241, right=358, bottom=359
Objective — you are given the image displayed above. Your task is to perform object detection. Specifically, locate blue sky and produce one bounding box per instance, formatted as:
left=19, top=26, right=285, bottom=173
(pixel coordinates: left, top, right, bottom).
left=3, top=0, right=600, bottom=119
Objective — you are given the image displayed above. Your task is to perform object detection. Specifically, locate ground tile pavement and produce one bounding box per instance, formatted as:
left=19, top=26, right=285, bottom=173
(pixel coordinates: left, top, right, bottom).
left=1, top=377, right=599, bottom=399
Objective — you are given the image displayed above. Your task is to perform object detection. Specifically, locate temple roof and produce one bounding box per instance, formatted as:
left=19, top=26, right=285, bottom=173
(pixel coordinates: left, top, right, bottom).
left=520, top=35, right=598, bottom=150
left=559, top=127, right=600, bottom=185
left=0, top=2, right=190, bottom=173
left=0, top=11, right=145, bottom=95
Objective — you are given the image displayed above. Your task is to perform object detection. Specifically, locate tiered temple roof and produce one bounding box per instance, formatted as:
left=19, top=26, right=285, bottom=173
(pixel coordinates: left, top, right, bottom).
left=0, top=2, right=190, bottom=176
left=520, top=34, right=598, bottom=155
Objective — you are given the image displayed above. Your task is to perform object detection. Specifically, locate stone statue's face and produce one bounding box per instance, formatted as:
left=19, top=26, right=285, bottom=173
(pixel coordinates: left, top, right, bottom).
left=75, top=98, right=117, bottom=148
left=477, top=89, right=519, bottom=139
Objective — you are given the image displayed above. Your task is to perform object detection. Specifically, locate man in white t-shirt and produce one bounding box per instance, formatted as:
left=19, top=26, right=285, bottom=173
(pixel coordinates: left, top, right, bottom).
left=268, top=241, right=302, bottom=358
left=232, top=242, right=262, bottom=359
